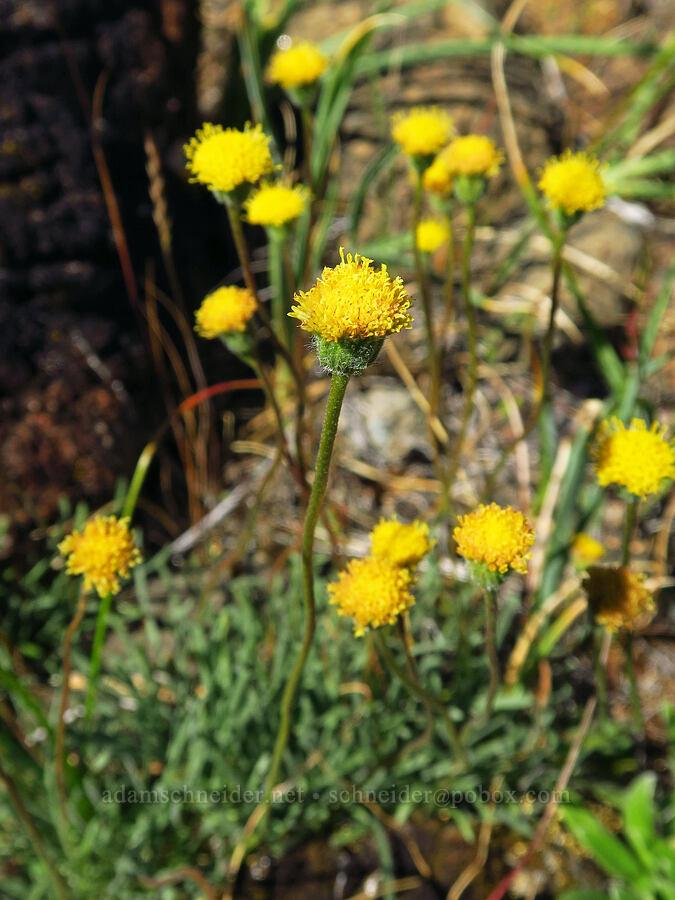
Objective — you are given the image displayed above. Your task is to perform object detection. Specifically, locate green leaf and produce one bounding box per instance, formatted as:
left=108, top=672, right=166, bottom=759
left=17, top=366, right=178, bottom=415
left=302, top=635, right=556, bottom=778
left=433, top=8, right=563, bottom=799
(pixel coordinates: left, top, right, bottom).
left=640, top=264, right=675, bottom=370
left=562, top=806, right=645, bottom=882
left=621, top=772, right=657, bottom=869
left=348, top=142, right=398, bottom=241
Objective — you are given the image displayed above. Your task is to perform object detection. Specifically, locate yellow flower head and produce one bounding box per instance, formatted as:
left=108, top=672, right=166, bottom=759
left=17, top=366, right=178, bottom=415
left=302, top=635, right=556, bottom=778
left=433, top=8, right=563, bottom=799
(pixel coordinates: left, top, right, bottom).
left=440, top=134, right=503, bottom=178
left=584, top=565, right=655, bottom=633
left=592, top=417, right=675, bottom=498
left=58, top=516, right=141, bottom=598
left=289, top=248, right=413, bottom=343
left=184, top=122, right=274, bottom=194
left=266, top=41, right=328, bottom=90
left=572, top=532, right=605, bottom=568
left=244, top=180, right=309, bottom=227
left=195, top=286, right=258, bottom=338
left=538, top=150, right=606, bottom=215
left=391, top=107, right=453, bottom=158
left=422, top=156, right=453, bottom=196
left=328, top=556, right=414, bottom=636
left=453, top=503, right=534, bottom=576
left=370, top=517, right=435, bottom=569
left=416, top=219, right=450, bottom=254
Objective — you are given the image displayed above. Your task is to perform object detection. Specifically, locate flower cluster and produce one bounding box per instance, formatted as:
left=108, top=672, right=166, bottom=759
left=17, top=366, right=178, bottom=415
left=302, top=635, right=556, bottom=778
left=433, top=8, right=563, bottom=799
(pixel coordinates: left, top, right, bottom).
left=593, top=417, right=675, bottom=498
left=572, top=532, right=605, bottom=568
left=584, top=565, right=655, bottom=633
left=194, top=286, right=258, bottom=339
left=267, top=41, right=328, bottom=90
left=416, top=219, right=450, bottom=254
left=289, top=249, right=413, bottom=365
left=328, top=517, right=433, bottom=635
left=59, top=516, right=141, bottom=598
left=454, top=503, right=534, bottom=587
left=245, top=181, right=309, bottom=227
left=184, top=122, right=274, bottom=195
left=391, top=107, right=453, bottom=159
left=538, top=150, right=606, bottom=215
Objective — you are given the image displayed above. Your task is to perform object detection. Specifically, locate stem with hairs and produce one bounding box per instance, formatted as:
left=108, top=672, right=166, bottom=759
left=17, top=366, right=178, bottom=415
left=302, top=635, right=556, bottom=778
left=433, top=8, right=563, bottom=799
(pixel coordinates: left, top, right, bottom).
left=260, top=371, right=351, bottom=829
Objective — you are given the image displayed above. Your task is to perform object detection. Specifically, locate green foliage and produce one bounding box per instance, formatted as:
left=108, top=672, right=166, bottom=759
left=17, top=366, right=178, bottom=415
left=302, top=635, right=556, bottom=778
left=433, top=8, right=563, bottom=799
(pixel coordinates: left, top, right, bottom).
left=561, top=766, right=675, bottom=900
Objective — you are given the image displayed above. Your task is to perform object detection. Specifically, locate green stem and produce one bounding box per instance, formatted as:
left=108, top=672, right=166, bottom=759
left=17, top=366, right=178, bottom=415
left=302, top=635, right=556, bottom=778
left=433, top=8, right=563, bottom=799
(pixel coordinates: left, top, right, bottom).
left=446, top=202, right=478, bottom=498
left=267, top=231, right=289, bottom=349
left=375, top=629, right=466, bottom=765
left=226, top=201, right=308, bottom=483
left=593, top=626, right=608, bottom=723
left=624, top=632, right=645, bottom=736
left=443, top=209, right=455, bottom=329
left=621, top=496, right=639, bottom=567
left=84, top=592, right=112, bottom=719
left=413, top=176, right=442, bottom=418
left=261, top=371, right=350, bottom=821
left=483, top=589, right=499, bottom=722
left=480, top=231, right=565, bottom=502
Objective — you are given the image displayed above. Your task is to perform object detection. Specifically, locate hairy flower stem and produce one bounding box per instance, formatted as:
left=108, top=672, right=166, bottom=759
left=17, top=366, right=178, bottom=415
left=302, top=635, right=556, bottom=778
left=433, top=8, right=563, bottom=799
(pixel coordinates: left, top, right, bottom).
left=480, top=232, right=565, bottom=502
left=621, top=496, right=644, bottom=735
left=261, top=371, right=350, bottom=828
left=0, top=761, right=69, bottom=900
left=375, top=630, right=466, bottom=765
left=226, top=202, right=308, bottom=482
left=445, top=201, right=478, bottom=505
left=442, top=211, right=455, bottom=330
left=483, top=589, right=499, bottom=721
left=56, top=591, right=88, bottom=832
left=412, top=174, right=447, bottom=507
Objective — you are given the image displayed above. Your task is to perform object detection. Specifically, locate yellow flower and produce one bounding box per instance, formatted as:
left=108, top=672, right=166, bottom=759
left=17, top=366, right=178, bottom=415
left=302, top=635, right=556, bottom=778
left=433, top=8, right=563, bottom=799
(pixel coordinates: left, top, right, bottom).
left=391, top=107, right=453, bottom=158
left=267, top=41, right=328, bottom=90
left=370, top=517, right=435, bottom=569
left=584, top=565, right=655, bottom=633
left=59, top=516, right=141, bottom=598
left=572, top=533, right=605, bottom=567
left=194, top=286, right=258, bottom=338
left=184, top=122, right=274, bottom=194
left=538, top=150, right=606, bottom=215
left=328, top=557, right=414, bottom=636
left=416, top=219, right=450, bottom=254
left=453, top=503, right=534, bottom=576
left=440, top=134, right=503, bottom=178
left=244, top=180, right=308, bottom=227
left=592, top=417, right=675, bottom=498
left=422, top=156, right=453, bottom=196
left=289, top=248, right=413, bottom=343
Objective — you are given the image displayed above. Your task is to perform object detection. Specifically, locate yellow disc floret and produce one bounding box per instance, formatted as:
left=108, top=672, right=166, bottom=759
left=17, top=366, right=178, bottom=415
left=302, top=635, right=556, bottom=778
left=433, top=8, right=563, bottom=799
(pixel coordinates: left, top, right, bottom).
left=440, top=135, right=503, bottom=178
left=184, top=122, right=274, bottom=194
left=538, top=150, right=606, bottom=215
left=453, top=503, right=534, bottom=575
left=416, top=219, right=450, bottom=254
left=195, top=286, right=258, bottom=338
left=422, top=156, right=453, bottom=196
left=245, top=181, right=309, bottom=227
left=59, top=515, right=141, bottom=598
left=593, top=417, right=675, bottom=498
left=391, top=107, right=453, bottom=158
left=370, top=517, right=435, bottom=569
left=267, top=41, right=328, bottom=90
left=289, top=248, right=413, bottom=343
left=584, top=565, right=655, bottom=633
left=328, top=557, right=414, bottom=636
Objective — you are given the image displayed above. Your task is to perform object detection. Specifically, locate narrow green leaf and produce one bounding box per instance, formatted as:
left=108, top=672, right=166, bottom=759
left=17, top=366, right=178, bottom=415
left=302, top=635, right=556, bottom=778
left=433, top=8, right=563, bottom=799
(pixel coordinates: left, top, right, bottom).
left=640, top=264, right=675, bottom=369
left=562, top=806, right=645, bottom=882
left=621, top=772, right=657, bottom=869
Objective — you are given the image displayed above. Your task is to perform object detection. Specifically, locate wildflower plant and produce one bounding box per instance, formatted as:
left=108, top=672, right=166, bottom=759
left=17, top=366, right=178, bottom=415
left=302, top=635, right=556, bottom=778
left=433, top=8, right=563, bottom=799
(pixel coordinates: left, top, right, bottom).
left=592, top=417, right=675, bottom=499
left=58, top=515, right=141, bottom=599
